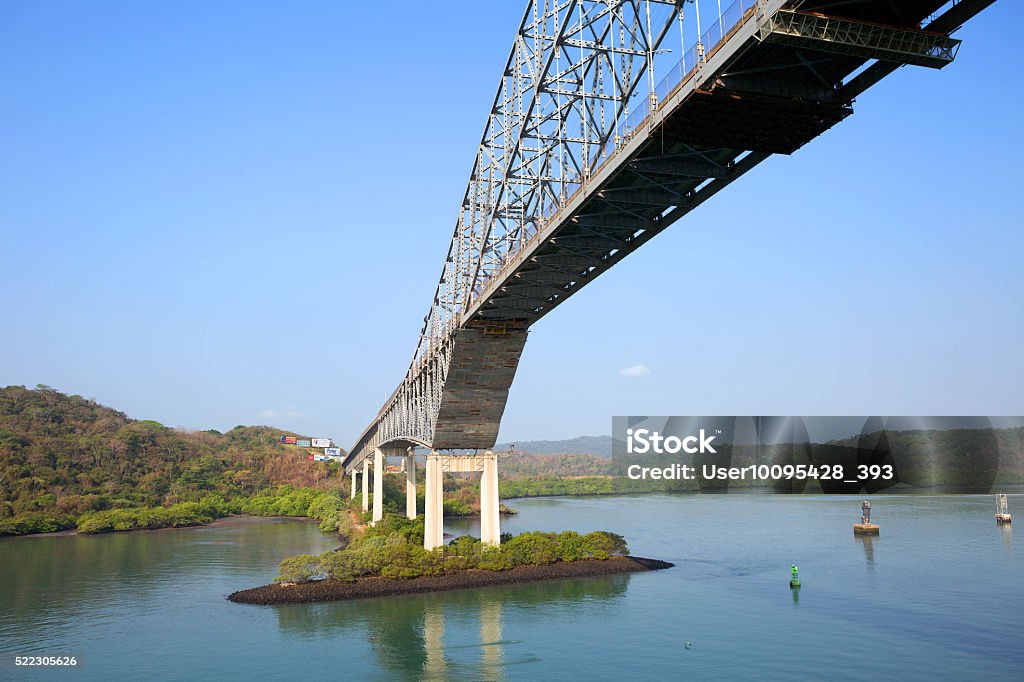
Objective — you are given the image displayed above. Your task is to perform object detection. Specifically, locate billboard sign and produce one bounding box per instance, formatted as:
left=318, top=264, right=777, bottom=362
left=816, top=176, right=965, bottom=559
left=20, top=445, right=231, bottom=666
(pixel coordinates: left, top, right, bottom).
left=296, top=439, right=312, bottom=447
left=324, top=447, right=341, bottom=457
left=311, top=438, right=333, bottom=448
left=281, top=436, right=297, bottom=445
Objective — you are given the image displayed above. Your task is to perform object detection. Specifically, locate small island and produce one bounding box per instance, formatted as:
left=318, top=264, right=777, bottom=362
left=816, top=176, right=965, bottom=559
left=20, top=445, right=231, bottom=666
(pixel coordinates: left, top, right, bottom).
left=228, top=514, right=672, bottom=605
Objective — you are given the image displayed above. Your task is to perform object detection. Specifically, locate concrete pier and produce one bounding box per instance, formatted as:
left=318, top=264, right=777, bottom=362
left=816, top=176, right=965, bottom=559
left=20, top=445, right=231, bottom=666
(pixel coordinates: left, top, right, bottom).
left=423, top=451, right=501, bottom=550
left=350, top=469, right=357, bottom=499
left=480, top=454, right=500, bottom=546
left=424, top=452, right=444, bottom=550
left=372, top=447, right=384, bottom=525
left=405, top=452, right=416, bottom=519
left=361, top=458, right=369, bottom=513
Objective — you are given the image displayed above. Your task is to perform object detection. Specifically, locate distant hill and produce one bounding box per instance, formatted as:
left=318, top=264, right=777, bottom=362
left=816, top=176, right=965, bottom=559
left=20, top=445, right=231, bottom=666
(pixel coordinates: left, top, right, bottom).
left=0, top=385, right=345, bottom=524
left=495, top=435, right=612, bottom=457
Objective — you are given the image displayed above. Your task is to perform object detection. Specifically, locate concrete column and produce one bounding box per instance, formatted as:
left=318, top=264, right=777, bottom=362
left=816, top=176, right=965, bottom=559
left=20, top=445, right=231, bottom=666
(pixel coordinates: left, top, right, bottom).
left=405, top=452, right=416, bottom=519
left=480, top=451, right=501, bottom=545
left=361, top=458, right=369, bottom=513
left=350, top=469, right=357, bottom=499
left=372, top=447, right=384, bottom=525
left=424, top=452, right=444, bottom=550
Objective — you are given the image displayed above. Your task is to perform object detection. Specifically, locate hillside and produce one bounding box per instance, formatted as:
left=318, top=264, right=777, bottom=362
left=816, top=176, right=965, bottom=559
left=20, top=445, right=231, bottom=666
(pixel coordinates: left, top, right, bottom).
left=0, top=385, right=346, bottom=532
left=495, top=435, right=612, bottom=457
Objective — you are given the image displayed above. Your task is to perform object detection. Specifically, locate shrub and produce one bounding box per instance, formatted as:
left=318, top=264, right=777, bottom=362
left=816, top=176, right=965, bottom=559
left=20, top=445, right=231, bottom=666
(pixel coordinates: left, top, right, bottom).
left=320, top=550, right=359, bottom=582
left=443, top=498, right=474, bottom=516
left=581, top=531, right=629, bottom=558
left=554, top=531, right=587, bottom=561
left=477, top=546, right=514, bottom=571
left=0, top=513, right=76, bottom=536
left=381, top=564, right=423, bottom=579
left=448, top=535, right=481, bottom=556
left=275, top=554, right=323, bottom=583
left=503, top=532, right=559, bottom=565
left=336, top=509, right=356, bottom=538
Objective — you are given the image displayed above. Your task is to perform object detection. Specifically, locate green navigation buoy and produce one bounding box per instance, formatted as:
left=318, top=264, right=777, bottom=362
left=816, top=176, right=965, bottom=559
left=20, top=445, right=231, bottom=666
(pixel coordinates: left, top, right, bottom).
left=790, top=564, right=801, bottom=589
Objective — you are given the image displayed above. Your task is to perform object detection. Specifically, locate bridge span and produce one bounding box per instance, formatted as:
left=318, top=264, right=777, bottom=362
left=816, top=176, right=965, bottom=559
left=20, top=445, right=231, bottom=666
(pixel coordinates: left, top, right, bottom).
left=342, top=0, right=997, bottom=548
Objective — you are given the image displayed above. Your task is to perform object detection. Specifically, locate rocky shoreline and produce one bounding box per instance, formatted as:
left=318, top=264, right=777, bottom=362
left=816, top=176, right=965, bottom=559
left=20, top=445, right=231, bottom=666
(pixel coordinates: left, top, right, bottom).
left=228, top=556, right=673, bottom=605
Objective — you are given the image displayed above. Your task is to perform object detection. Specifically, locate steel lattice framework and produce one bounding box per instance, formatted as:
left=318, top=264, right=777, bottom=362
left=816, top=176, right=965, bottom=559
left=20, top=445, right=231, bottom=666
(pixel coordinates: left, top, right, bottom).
left=344, top=0, right=992, bottom=470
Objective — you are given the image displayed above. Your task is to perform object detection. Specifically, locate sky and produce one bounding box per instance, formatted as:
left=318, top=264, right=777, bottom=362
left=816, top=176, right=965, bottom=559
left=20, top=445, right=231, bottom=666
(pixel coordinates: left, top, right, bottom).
left=1, top=1, right=1022, bottom=447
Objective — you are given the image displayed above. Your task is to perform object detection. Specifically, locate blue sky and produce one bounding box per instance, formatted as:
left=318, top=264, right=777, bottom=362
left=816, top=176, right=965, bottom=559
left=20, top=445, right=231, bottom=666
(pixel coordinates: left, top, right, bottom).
left=2, top=2, right=1022, bottom=446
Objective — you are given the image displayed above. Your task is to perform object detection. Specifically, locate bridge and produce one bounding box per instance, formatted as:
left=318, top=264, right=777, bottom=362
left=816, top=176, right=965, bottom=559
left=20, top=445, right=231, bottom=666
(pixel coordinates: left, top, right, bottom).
left=342, top=0, right=996, bottom=548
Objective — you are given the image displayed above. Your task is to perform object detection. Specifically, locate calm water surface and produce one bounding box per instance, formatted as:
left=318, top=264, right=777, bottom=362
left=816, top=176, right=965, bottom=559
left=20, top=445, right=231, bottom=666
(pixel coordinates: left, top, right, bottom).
left=1, top=494, right=1021, bottom=680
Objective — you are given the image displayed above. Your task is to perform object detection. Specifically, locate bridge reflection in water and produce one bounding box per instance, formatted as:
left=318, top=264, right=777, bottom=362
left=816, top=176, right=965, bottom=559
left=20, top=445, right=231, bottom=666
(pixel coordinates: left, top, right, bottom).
left=272, top=574, right=632, bottom=679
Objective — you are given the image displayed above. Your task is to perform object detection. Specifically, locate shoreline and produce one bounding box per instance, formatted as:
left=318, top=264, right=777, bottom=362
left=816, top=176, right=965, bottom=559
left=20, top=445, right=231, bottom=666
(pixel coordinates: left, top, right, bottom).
left=0, top=514, right=319, bottom=540
left=12, top=485, right=1019, bottom=540
left=228, top=556, right=673, bottom=605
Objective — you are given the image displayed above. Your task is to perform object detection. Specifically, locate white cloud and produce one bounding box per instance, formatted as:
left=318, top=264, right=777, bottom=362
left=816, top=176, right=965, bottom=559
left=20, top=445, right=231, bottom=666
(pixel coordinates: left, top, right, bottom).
left=259, top=409, right=278, bottom=419
left=618, top=364, right=651, bottom=378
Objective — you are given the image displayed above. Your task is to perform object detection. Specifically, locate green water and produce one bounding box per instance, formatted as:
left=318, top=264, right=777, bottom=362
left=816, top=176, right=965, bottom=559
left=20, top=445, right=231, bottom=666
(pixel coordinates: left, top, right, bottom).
left=1, top=495, right=1021, bottom=680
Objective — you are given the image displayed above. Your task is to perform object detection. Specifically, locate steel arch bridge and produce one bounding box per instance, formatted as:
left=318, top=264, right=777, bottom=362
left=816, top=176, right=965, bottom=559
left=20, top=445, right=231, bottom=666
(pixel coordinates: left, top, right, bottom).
left=344, top=0, right=996, bottom=472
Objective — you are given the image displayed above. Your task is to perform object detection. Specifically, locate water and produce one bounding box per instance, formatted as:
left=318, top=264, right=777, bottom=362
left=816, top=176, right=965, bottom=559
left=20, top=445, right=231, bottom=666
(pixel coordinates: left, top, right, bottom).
left=1, top=495, right=1020, bottom=680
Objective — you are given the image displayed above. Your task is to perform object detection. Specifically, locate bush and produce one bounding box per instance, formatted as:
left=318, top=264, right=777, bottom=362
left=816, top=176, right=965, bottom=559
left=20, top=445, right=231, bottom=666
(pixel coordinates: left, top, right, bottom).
left=503, top=532, right=560, bottom=565
left=336, top=509, right=356, bottom=538
left=554, top=531, right=587, bottom=561
left=0, top=513, right=76, bottom=536
left=581, top=531, right=629, bottom=559
left=477, top=546, right=514, bottom=571
left=75, top=501, right=224, bottom=534
left=366, top=515, right=424, bottom=546
left=443, top=498, right=474, bottom=516
left=320, top=550, right=359, bottom=582
left=276, top=554, right=324, bottom=583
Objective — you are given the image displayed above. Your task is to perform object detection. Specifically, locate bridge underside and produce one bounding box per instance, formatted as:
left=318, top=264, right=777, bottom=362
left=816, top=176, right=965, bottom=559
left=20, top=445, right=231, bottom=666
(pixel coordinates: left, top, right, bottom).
left=345, top=0, right=994, bottom=472
left=431, top=325, right=529, bottom=449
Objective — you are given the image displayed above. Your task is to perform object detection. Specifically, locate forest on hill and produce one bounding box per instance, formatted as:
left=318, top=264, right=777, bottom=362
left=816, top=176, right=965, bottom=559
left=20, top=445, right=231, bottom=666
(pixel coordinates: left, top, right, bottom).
left=0, top=385, right=347, bottom=534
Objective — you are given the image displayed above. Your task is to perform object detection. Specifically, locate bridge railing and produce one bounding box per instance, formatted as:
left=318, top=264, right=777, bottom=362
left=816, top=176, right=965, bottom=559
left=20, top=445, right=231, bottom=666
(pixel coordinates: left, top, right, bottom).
left=626, top=0, right=757, bottom=137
